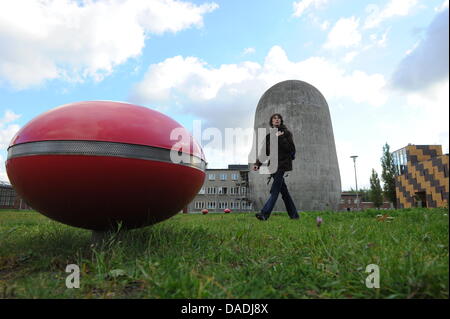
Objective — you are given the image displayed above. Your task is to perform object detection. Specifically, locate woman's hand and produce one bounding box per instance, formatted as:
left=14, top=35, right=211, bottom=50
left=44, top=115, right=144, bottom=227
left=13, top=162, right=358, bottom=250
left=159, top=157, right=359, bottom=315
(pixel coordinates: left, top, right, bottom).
left=276, top=131, right=284, bottom=137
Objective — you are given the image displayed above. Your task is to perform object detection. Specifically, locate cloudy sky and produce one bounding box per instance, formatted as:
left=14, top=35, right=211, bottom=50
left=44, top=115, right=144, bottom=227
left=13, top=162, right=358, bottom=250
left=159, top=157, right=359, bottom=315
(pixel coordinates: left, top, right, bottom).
left=0, top=0, right=448, bottom=191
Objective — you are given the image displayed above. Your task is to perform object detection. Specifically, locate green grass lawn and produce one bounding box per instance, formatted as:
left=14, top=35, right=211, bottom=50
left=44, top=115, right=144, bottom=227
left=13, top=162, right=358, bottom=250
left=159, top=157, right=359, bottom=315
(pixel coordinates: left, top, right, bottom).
left=0, top=208, right=448, bottom=299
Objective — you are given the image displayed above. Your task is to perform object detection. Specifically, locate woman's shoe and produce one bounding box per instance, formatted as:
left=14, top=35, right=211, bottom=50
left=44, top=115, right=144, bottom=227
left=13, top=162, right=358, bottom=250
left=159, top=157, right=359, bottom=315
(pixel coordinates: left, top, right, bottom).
left=255, top=213, right=268, bottom=221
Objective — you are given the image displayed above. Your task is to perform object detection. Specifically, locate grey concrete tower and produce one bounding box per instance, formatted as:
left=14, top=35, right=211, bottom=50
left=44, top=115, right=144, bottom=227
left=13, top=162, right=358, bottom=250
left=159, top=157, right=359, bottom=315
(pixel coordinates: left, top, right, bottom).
left=248, top=80, right=341, bottom=212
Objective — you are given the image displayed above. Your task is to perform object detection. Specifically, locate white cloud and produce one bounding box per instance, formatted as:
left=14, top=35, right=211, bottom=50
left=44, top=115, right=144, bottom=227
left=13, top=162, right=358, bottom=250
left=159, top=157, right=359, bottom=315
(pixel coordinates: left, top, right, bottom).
left=405, top=41, right=420, bottom=55
left=131, top=56, right=261, bottom=104
left=369, top=29, right=389, bottom=48
left=378, top=30, right=389, bottom=47
left=0, top=0, right=218, bottom=89
left=436, top=0, right=449, bottom=12
left=0, top=110, right=21, bottom=150
left=131, top=45, right=387, bottom=134
left=0, top=110, right=20, bottom=126
left=379, top=80, right=449, bottom=154
left=364, top=0, right=418, bottom=29
left=405, top=81, right=449, bottom=151
left=293, top=0, right=329, bottom=17
left=336, top=80, right=449, bottom=190
left=306, top=13, right=331, bottom=31
left=391, top=7, right=449, bottom=91
left=0, top=155, right=8, bottom=182
left=0, top=110, right=21, bottom=182
left=343, top=51, right=359, bottom=63
left=320, top=20, right=331, bottom=30
left=335, top=140, right=377, bottom=191
left=242, top=47, right=256, bottom=55
left=323, top=17, right=362, bottom=49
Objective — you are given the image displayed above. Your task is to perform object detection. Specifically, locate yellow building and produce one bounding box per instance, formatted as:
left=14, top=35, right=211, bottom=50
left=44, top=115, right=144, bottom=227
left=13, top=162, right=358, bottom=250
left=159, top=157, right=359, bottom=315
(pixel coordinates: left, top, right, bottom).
left=393, top=145, right=449, bottom=208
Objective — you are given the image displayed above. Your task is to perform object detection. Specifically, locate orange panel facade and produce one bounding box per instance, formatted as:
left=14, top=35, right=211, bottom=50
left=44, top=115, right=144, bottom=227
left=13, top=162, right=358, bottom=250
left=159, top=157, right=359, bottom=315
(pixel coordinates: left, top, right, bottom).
left=394, top=145, right=449, bottom=208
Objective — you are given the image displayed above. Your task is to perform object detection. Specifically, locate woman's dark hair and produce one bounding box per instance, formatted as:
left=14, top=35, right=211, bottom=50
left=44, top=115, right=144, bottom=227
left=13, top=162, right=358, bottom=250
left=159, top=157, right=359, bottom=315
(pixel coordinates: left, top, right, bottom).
left=269, top=113, right=284, bottom=128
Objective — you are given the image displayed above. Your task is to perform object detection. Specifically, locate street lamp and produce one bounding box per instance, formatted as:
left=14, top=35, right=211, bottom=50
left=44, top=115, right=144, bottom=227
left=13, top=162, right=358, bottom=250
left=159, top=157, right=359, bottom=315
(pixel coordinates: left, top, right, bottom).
left=350, top=155, right=359, bottom=211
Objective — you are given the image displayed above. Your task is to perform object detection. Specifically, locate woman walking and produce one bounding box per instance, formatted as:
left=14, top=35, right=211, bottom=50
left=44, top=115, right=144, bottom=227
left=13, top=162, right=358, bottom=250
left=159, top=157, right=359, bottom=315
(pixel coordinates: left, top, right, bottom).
left=253, top=113, right=299, bottom=220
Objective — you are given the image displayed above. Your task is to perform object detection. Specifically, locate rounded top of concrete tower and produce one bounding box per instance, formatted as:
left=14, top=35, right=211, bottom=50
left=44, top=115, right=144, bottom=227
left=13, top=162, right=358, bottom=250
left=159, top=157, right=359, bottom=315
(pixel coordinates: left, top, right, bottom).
left=267, top=79, right=319, bottom=92
left=256, top=79, right=328, bottom=111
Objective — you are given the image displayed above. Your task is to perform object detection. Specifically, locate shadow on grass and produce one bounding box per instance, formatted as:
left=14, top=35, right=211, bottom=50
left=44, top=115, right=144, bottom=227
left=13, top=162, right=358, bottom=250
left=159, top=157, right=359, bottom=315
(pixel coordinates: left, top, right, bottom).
left=1, top=222, right=218, bottom=264
left=0, top=222, right=219, bottom=289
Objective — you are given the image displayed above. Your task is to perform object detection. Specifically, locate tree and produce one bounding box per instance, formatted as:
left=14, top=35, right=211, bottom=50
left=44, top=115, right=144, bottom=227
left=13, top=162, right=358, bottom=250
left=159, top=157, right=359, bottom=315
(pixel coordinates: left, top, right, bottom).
left=369, top=169, right=383, bottom=209
left=381, top=143, right=397, bottom=208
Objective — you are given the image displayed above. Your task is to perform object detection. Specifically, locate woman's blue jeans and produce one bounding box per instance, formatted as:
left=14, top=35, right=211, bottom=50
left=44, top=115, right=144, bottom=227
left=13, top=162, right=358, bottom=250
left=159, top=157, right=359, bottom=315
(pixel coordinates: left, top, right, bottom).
left=261, top=170, right=299, bottom=219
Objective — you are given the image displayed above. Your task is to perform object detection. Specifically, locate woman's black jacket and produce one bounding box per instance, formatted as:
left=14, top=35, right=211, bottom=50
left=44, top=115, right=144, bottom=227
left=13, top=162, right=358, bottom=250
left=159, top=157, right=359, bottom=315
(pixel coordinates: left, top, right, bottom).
left=255, top=125, right=296, bottom=172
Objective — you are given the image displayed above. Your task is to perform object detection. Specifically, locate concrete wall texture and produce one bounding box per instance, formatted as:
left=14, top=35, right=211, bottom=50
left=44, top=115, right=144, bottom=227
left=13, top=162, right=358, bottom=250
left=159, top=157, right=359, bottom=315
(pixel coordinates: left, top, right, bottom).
left=248, top=80, right=342, bottom=212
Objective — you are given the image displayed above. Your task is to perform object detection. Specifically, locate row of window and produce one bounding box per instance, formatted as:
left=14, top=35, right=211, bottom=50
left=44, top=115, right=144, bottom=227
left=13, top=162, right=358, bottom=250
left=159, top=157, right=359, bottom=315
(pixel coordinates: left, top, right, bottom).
left=194, top=201, right=253, bottom=210
left=340, top=199, right=360, bottom=204
left=208, top=173, right=239, bottom=181
left=198, top=187, right=247, bottom=195
left=0, top=189, right=16, bottom=206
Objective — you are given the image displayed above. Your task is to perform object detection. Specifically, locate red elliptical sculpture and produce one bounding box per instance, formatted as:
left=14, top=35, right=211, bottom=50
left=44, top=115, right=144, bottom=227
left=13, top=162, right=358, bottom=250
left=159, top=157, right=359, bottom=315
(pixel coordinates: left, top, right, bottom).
left=6, top=101, right=206, bottom=230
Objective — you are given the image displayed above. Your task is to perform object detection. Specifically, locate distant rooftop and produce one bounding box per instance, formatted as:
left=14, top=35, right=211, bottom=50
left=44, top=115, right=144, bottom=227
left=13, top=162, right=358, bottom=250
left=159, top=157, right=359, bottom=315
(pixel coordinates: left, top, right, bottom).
left=227, top=164, right=249, bottom=170
left=392, top=144, right=443, bottom=153
left=205, top=164, right=249, bottom=171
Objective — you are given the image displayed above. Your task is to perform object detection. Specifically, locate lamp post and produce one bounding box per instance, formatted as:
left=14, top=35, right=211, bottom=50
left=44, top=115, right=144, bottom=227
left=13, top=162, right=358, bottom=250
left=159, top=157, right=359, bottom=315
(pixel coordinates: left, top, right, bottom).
left=350, top=155, right=359, bottom=211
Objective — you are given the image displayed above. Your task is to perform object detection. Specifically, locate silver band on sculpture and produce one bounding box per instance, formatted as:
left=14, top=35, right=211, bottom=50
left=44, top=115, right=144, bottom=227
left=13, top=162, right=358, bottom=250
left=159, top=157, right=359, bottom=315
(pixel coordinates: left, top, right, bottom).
left=7, top=140, right=206, bottom=171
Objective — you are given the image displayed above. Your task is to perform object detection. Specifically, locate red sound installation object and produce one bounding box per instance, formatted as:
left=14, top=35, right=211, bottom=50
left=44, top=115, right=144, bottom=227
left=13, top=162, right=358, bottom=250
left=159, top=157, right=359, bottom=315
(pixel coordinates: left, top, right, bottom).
left=224, top=208, right=231, bottom=213
left=201, top=209, right=208, bottom=215
left=6, top=101, right=206, bottom=230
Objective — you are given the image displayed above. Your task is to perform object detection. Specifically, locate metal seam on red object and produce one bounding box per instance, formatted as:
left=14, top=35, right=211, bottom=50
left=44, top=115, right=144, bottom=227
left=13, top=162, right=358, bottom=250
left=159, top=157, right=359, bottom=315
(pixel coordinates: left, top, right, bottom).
left=7, top=140, right=206, bottom=171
